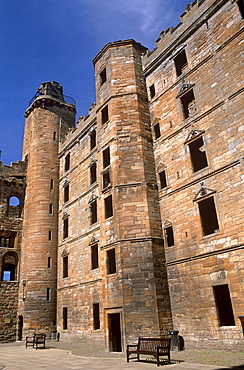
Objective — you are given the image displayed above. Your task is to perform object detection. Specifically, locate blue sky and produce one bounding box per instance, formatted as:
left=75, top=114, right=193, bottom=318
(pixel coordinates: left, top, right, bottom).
left=0, top=0, right=190, bottom=165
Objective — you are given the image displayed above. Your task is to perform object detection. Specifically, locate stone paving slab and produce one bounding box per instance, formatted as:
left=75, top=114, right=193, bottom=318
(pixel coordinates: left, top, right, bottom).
left=0, top=344, right=228, bottom=370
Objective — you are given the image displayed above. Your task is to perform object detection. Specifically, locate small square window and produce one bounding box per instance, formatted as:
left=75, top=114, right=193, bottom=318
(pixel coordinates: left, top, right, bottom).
left=90, top=130, right=96, bottom=150
left=101, top=105, right=109, bottom=124
left=90, top=162, right=97, bottom=184
left=100, top=67, right=107, bottom=85
left=65, top=153, right=70, bottom=172
left=149, top=84, right=156, bottom=99
left=159, top=170, right=167, bottom=189
left=103, top=147, right=110, bottom=168
left=107, top=248, right=116, bottom=274
left=63, top=218, right=68, bottom=239
left=93, top=303, right=100, bottom=330
left=91, top=244, right=98, bottom=270
left=174, top=49, right=188, bottom=77
left=154, top=123, right=161, bottom=139
left=105, top=195, right=113, bottom=219
left=63, top=255, right=68, bottom=278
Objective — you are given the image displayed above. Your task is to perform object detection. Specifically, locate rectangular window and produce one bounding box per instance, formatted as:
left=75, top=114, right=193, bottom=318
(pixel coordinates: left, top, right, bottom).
left=48, top=257, right=52, bottom=268
left=103, top=170, right=110, bottom=189
left=174, top=49, right=188, bottom=77
left=90, top=162, right=97, bottom=184
left=189, top=136, right=208, bottom=172
left=48, top=230, right=52, bottom=241
left=63, top=218, right=68, bottom=239
left=49, top=204, right=53, bottom=214
left=159, top=170, right=167, bottom=189
left=100, top=67, right=107, bottom=85
left=237, top=0, right=244, bottom=19
left=53, top=132, right=57, bottom=141
left=180, top=89, right=196, bottom=119
left=90, top=130, right=96, bottom=150
left=149, top=84, right=155, bottom=99
left=154, top=123, right=161, bottom=139
left=198, top=196, right=219, bottom=236
left=93, top=303, right=100, bottom=330
left=91, top=200, right=97, bottom=224
left=65, top=153, right=70, bottom=172
left=105, top=195, right=113, bottom=219
left=47, top=288, right=50, bottom=301
left=91, top=244, right=98, bottom=270
left=50, top=179, right=54, bottom=190
left=213, top=285, right=235, bottom=326
left=103, top=147, right=110, bottom=168
left=101, top=105, right=109, bottom=124
left=63, top=255, right=68, bottom=278
left=64, top=184, right=69, bottom=203
left=63, top=307, right=68, bottom=330
left=165, top=226, right=174, bottom=247
left=107, top=248, right=116, bottom=274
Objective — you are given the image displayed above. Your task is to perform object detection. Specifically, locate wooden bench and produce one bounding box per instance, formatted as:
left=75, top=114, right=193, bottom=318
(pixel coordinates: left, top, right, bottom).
left=26, top=333, right=46, bottom=349
left=127, top=337, right=171, bottom=366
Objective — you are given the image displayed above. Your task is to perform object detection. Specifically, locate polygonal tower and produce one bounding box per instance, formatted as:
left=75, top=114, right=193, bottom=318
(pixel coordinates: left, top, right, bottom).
left=19, top=82, right=76, bottom=337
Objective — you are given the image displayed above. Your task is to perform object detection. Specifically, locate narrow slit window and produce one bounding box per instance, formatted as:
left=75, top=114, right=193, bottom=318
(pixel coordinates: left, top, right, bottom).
left=50, top=179, right=54, bottom=190
left=91, top=244, right=99, bottom=270
left=93, top=303, right=100, bottom=330
left=103, top=147, right=110, bottom=168
left=90, top=130, right=96, bottom=150
left=53, top=132, right=57, bottom=141
left=107, top=248, right=116, bottom=274
left=49, top=204, right=53, bottom=214
left=198, top=196, right=219, bottom=236
left=103, top=170, right=110, bottom=189
left=48, top=257, right=52, bottom=268
left=100, top=67, right=107, bottom=85
left=63, top=218, right=69, bottom=239
left=90, top=162, right=97, bottom=184
left=159, top=170, right=167, bottom=189
left=154, top=123, right=161, bottom=139
left=174, top=49, right=188, bottom=76
left=101, top=105, right=109, bottom=124
left=189, top=136, right=208, bottom=172
left=47, top=288, right=50, bottom=301
left=105, top=195, right=113, bottom=219
left=149, top=84, right=155, bottom=99
left=63, top=255, right=68, bottom=278
left=63, top=307, right=68, bottom=330
left=213, top=285, right=235, bottom=326
left=180, top=89, right=196, bottom=119
left=64, top=184, right=69, bottom=203
left=91, top=200, right=97, bottom=224
left=48, top=230, right=52, bottom=241
left=65, top=153, right=70, bottom=172
left=165, top=226, right=174, bottom=247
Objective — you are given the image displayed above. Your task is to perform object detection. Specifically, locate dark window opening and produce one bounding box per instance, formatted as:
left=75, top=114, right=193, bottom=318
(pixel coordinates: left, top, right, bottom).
left=49, top=204, right=53, bottom=214
left=154, top=123, right=161, bottom=139
left=48, top=257, right=52, bottom=268
left=165, top=226, right=174, bottom=247
left=48, top=230, right=52, bottom=241
left=91, top=200, right=97, bottom=224
left=91, top=244, right=99, bottom=270
left=103, top=147, right=110, bottom=168
left=53, top=132, right=57, bottom=141
left=93, top=303, right=100, bottom=330
left=90, top=163, right=97, bottom=184
left=101, top=105, right=109, bottom=124
left=47, top=288, right=50, bottom=301
left=213, top=285, right=235, bottom=326
left=198, top=196, right=219, bottom=236
left=0, top=236, right=15, bottom=248
left=159, top=170, right=167, bottom=189
left=180, top=89, right=196, bottom=119
left=65, top=153, right=70, bottom=172
left=237, top=0, right=244, bottom=19
left=2, top=263, right=16, bottom=281
left=189, top=136, right=208, bottom=172
left=105, top=195, right=113, bottom=219
left=107, top=248, right=116, bottom=274
left=50, top=179, right=54, bottom=190
left=63, top=218, right=69, bottom=239
left=64, top=184, right=69, bottom=202
left=108, top=313, right=122, bottom=352
left=90, top=130, right=96, bottom=150
left=149, top=84, right=155, bottom=99
left=174, top=49, right=188, bottom=76
left=103, top=170, right=110, bottom=189
left=100, top=67, right=107, bottom=85
left=63, top=255, right=68, bottom=278
left=63, top=307, right=68, bottom=330
left=8, top=196, right=20, bottom=218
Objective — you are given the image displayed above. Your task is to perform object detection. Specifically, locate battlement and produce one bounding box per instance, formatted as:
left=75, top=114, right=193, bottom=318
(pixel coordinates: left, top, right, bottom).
left=0, top=161, right=27, bottom=180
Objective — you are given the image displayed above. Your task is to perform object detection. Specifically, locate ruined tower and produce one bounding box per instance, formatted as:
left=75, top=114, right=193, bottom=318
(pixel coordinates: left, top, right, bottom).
left=19, top=82, right=76, bottom=337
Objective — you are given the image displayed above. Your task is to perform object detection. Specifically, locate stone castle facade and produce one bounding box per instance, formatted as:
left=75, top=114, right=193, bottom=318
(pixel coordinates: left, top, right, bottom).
left=0, top=0, right=243, bottom=350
